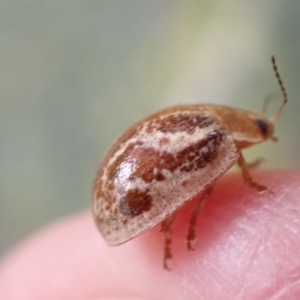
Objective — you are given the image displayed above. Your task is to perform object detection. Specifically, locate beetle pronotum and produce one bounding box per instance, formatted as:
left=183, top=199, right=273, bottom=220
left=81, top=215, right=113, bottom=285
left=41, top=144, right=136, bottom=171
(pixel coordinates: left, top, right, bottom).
left=93, top=56, right=287, bottom=269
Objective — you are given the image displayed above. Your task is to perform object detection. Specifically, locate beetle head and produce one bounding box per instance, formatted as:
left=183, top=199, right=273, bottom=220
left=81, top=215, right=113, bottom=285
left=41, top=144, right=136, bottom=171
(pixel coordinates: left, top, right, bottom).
left=257, top=55, right=287, bottom=142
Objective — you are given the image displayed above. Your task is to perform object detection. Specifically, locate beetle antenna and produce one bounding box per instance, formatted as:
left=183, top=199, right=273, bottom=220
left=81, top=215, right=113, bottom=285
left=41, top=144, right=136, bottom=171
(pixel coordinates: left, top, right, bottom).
left=270, top=55, right=288, bottom=123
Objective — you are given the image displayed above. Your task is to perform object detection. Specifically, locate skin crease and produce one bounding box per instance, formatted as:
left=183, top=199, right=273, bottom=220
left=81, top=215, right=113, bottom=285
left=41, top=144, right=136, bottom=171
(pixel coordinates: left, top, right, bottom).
left=1, top=170, right=300, bottom=300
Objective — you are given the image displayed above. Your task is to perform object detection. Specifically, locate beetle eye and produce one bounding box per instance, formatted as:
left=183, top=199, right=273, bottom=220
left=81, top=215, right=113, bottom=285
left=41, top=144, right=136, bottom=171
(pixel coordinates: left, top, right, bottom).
left=254, top=119, right=268, bottom=136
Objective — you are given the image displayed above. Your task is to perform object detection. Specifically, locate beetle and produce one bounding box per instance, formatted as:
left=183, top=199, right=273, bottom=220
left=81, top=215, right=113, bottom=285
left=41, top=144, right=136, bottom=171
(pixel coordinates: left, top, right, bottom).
left=92, top=56, right=287, bottom=269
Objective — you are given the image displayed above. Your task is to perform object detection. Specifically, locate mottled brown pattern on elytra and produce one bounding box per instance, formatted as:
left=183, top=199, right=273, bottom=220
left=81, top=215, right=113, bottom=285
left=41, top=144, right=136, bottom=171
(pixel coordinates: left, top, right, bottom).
left=111, top=130, right=224, bottom=217
left=178, top=131, right=224, bottom=172
left=155, top=172, right=165, bottom=181
left=159, top=137, right=170, bottom=146
left=119, top=188, right=153, bottom=216
left=94, top=142, right=138, bottom=217
left=115, top=130, right=224, bottom=183
left=93, top=106, right=213, bottom=201
left=95, top=128, right=224, bottom=219
left=93, top=106, right=225, bottom=222
left=122, top=130, right=224, bottom=183
left=151, top=113, right=214, bottom=134
left=95, top=178, right=114, bottom=200
left=107, top=143, right=136, bottom=183
left=93, top=123, right=140, bottom=204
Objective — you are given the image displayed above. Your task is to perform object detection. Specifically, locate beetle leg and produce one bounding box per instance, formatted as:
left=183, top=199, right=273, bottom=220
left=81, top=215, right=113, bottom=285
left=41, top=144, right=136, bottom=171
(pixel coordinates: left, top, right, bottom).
left=161, top=212, right=177, bottom=270
left=187, top=185, right=214, bottom=251
left=247, top=157, right=265, bottom=169
left=238, top=153, right=273, bottom=194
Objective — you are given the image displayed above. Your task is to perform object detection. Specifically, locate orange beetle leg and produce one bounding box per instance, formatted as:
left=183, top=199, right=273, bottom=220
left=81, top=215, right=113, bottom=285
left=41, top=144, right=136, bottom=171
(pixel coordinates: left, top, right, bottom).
left=161, top=212, right=177, bottom=270
left=187, top=185, right=214, bottom=251
left=247, top=157, right=265, bottom=169
left=238, top=153, right=273, bottom=195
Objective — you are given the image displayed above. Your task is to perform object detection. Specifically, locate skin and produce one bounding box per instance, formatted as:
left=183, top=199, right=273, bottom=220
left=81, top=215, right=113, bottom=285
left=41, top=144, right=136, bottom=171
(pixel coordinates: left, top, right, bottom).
left=1, top=170, right=300, bottom=300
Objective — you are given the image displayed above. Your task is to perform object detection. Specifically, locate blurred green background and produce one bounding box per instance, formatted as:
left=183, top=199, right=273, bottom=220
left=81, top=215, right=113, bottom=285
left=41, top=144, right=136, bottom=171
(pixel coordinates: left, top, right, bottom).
left=1, top=1, right=300, bottom=255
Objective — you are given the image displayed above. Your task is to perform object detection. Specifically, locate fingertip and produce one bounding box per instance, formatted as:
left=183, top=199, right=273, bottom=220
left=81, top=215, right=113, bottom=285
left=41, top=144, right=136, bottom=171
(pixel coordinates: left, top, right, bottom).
left=1, top=170, right=300, bottom=299
left=94, top=298, right=153, bottom=300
